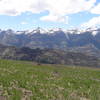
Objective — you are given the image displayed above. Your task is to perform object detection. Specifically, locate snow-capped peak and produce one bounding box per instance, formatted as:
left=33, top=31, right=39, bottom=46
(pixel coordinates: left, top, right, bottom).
left=0, top=27, right=99, bottom=36
left=5, top=29, right=15, bottom=35
left=92, top=31, right=98, bottom=36
left=65, top=29, right=82, bottom=34
left=29, top=27, right=47, bottom=34
left=47, top=28, right=63, bottom=34
left=85, top=27, right=99, bottom=36
left=16, top=31, right=26, bottom=34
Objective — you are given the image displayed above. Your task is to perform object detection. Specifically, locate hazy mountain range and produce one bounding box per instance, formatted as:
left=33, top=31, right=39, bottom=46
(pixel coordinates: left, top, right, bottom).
left=0, top=27, right=100, bottom=57
left=0, top=27, right=100, bottom=48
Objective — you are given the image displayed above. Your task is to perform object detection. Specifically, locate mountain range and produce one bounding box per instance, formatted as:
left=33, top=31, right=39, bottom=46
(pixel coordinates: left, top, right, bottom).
left=0, top=27, right=100, bottom=57
left=0, top=27, right=100, bottom=67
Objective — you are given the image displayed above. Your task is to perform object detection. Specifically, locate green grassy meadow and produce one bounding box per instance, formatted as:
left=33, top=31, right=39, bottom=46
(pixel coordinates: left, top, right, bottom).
left=0, top=60, right=100, bottom=100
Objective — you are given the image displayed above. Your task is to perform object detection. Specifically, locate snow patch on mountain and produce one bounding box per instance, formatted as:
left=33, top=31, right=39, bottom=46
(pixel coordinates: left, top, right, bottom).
left=0, top=27, right=100, bottom=36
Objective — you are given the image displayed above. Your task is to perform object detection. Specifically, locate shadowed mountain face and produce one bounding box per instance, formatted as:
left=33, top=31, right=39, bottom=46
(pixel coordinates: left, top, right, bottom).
left=0, top=44, right=100, bottom=67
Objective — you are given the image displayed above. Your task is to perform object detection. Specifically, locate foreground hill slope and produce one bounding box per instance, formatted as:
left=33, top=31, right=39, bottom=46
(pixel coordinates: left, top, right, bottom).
left=0, top=60, right=100, bottom=100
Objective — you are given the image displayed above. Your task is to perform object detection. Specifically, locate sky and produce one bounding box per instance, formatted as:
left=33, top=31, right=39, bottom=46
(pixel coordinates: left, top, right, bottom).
left=0, top=0, right=100, bottom=30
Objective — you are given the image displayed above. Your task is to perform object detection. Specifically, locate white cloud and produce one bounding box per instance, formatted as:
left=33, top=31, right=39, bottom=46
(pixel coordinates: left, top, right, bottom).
left=81, top=16, right=100, bottom=28
left=40, top=15, right=68, bottom=24
left=0, top=0, right=96, bottom=23
left=91, top=3, right=100, bottom=14
left=21, top=21, right=28, bottom=25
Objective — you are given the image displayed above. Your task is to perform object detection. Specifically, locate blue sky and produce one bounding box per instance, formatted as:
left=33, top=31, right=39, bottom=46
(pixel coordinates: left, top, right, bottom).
left=0, top=0, right=100, bottom=30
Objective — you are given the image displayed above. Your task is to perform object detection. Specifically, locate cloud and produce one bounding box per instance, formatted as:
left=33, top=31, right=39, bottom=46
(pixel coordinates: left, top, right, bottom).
left=0, top=0, right=96, bottom=23
left=91, top=3, right=100, bottom=14
left=40, top=15, right=68, bottom=24
left=21, top=21, right=28, bottom=25
left=81, top=16, right=100, bottom=28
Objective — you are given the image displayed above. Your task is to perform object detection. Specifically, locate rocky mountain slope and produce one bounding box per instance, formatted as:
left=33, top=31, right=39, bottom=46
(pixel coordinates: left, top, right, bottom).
left=0, top=44, right=100, bottom=67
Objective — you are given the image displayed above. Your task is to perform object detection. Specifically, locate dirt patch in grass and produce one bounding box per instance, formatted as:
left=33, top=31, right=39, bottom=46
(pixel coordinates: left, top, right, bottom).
left=0, top=96, right=7, bottom=100
left=70, top=92, right=90, bottom=100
